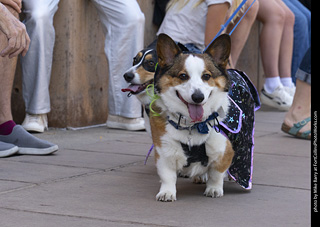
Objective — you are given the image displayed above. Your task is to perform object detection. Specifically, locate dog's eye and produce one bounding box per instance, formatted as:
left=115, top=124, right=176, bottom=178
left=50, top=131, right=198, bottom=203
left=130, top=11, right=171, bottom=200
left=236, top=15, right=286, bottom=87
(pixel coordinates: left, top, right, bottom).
left=148, top=61, right=155, bottom=67
left=202, top=74, right=211, bottom=81
left=133, top=57, right=138, bottom=65
left=178, top=73, right=189, bottom=80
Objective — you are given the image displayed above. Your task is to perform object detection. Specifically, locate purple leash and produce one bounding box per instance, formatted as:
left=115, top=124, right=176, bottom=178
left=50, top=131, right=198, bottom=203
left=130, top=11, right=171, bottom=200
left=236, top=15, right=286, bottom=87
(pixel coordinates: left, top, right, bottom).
left=144, top=144, right=154, bottom=165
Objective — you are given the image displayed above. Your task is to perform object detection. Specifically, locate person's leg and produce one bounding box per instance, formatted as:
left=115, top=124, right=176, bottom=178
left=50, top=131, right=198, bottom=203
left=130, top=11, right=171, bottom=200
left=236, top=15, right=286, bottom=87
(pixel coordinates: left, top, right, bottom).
left=274, top=0, right=295, bottom=97
left=0, top=5, right=58, bottom=157
left=276, top=0, right=294, bottom=80
left=257, top=0, right=293, bottom=110
left=204, top=2, right=230, bottom=47
left=92, top=0, right=145, bottom=118
left=21, top=0, right=60, bottom=132
left=228, top=0, right=259, bottom=67
left=257, top=0, right=286, bottom=80
left=0, top=52, right=16, bottom=124
left=91, top=0, right=146, bottom=130
left=0, top=6, right=20, bottom=157
left=282, top=0, right=310, bottom=81
left=282, top=79, right=310, bottom=138
left=0, top=38, right=18, bottom=155
left=282, top=47, right=311, bottom=139
left=0, top=7, right=18, bottom=125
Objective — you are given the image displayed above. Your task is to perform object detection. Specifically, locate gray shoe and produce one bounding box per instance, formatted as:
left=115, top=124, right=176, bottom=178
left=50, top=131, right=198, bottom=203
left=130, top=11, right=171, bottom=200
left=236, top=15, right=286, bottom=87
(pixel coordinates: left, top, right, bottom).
left=0, top=125, right=58, bottom=155
left=0, top=141, right=19, bottom=158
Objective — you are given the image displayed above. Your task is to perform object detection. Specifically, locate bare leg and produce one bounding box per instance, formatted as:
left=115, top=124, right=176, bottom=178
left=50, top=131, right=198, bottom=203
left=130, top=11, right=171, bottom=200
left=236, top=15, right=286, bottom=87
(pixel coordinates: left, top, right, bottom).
left=204, top=3, right=229, bottom=47
left=276, top=0, right=295, bottom=79
left=283, top=79, right=311, bottom=133
left=0, top=6, right=18, bottom=125
left=229, top=0, right=259, bottom=67
left=257, top=0, right=287, bottom=78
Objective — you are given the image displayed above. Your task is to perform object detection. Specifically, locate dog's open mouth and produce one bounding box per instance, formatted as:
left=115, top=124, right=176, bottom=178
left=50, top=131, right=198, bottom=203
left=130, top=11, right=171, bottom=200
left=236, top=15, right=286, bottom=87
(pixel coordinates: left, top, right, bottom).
left=176, top=91, right=204, bottom=122
left=121, top=79, right=154, bottom=95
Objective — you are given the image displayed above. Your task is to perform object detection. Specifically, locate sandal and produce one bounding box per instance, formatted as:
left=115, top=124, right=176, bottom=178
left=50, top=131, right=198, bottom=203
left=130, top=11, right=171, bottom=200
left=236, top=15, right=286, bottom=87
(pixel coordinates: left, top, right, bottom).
left=281, top=117, right=311, bottom=140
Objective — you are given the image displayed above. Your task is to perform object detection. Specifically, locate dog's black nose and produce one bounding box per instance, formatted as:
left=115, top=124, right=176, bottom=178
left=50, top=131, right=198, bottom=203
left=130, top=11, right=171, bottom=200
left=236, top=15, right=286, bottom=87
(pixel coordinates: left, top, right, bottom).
left=191, top=90, right=204, bottom=104
left=124, top=72, right=135, bottom=82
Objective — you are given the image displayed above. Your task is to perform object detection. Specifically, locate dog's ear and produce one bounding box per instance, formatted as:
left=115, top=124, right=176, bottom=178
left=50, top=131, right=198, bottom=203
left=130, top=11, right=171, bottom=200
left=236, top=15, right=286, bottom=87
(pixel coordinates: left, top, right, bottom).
left=157, top=33, right=181, bottom=68
left=204, top=34, right=231, bottom=69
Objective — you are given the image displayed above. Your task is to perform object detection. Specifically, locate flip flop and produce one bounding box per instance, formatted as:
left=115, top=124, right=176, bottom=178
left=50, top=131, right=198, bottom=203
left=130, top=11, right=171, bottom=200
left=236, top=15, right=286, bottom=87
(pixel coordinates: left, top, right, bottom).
left=281, top=117, right=311, bottom=140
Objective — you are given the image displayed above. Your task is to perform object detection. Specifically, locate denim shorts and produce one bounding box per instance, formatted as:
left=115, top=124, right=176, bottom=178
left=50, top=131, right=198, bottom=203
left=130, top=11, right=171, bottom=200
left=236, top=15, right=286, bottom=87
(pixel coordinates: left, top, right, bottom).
left=295, top=47, right=311, bottom=85
left=183, top=43, right=202, bottom=54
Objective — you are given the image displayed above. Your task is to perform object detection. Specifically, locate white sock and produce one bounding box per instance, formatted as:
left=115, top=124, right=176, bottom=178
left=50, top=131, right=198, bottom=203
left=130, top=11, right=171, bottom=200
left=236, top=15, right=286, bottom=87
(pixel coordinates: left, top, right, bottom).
left=280, top=77, right=294, bottom=88
left=264, top=77, right=281, bottom=93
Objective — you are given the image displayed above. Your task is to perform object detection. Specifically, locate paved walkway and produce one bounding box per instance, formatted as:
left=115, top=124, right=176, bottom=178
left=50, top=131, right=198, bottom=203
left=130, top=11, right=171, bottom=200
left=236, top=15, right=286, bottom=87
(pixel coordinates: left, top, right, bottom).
left=0, top=109, right=311, bottom=227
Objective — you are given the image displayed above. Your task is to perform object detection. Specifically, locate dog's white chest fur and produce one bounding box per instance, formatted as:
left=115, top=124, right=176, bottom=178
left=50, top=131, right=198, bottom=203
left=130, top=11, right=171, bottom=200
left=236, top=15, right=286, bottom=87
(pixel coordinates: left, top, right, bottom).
left=158, top=124, right=227, bottom=176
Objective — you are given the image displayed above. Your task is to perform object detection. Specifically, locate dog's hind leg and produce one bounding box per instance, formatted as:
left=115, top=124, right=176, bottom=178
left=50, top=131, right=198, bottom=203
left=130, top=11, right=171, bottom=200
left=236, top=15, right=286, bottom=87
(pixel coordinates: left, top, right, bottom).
left=192, top=173, right=208, bottom=184
left=204, top=168, right=225, bottom=197
left=204, top=140, right=234, bottom=198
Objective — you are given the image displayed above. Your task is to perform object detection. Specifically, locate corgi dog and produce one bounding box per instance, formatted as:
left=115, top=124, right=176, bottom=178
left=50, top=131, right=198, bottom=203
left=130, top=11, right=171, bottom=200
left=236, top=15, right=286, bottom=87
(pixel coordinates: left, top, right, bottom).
left=150, top=33, right=234, bottom=202
left=121, top=45, right=158, bottom=133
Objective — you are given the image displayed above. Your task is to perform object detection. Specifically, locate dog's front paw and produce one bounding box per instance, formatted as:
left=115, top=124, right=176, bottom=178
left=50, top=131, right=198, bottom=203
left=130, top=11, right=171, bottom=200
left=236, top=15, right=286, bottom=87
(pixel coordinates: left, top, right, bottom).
left=204, top=186, right=224, bottom=198
left=156, top=190, right=177, bottom=202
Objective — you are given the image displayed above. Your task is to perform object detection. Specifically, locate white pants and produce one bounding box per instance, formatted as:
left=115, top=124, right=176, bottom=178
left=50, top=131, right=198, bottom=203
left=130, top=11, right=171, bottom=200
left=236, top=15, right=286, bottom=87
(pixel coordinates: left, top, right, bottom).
left=92, top=0, right=145, bottom=118
left=21, top=0, right=59, bottom=115
left=22, top=0, right=145, bottom=118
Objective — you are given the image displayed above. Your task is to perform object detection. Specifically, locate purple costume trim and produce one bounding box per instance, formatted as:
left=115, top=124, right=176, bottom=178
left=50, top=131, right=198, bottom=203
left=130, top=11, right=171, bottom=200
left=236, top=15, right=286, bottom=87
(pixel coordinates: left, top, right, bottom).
left=219, top=96, right=243, bottom=134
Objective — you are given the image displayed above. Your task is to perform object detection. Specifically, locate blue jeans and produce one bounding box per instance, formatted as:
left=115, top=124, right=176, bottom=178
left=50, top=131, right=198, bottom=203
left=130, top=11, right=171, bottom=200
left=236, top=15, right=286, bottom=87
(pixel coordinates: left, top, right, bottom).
left=184, top=43, right=202, bottom=54
left=295, top=47, right=311, bottom=85
left=282, top=0, right=311, bottom=82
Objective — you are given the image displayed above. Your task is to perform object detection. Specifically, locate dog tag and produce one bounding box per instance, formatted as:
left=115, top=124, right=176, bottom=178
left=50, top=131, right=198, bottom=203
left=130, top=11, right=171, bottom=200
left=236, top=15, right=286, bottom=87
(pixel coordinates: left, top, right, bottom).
left=187, top=135, right=192, bottom=151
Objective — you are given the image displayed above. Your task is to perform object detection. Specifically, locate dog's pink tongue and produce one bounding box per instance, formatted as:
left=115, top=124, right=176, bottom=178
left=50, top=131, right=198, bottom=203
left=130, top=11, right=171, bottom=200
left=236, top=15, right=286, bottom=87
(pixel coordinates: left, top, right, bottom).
left=121, top=84, right=140, bottom=93
left=187, top=103, right=204, bottom=122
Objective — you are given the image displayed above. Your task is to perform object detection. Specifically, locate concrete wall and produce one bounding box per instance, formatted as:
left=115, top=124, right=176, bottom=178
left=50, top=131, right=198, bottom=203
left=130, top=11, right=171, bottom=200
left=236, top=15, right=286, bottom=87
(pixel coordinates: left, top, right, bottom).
left=12, top=0, right=263, bottom=128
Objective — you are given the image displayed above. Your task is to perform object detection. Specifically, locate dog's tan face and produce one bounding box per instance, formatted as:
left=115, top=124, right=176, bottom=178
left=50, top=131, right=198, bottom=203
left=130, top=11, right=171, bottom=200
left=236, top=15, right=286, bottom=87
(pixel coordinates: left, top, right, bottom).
left=155, top=34, right=231, bottom=122
left=122, top=49, right=157, bottom=105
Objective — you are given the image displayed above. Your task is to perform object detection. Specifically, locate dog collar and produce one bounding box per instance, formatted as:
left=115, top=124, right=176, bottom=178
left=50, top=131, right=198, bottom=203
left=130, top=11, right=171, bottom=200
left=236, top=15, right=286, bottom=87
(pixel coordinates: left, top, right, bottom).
left=167, top=112, right=220, bottom=134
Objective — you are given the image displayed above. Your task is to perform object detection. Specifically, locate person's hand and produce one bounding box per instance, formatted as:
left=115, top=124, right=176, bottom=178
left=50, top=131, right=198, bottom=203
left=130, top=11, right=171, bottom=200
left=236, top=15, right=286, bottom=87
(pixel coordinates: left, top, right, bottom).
left=0, top=0, right=22, bottom=13
left=0, top=3, right=30, bottom=58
